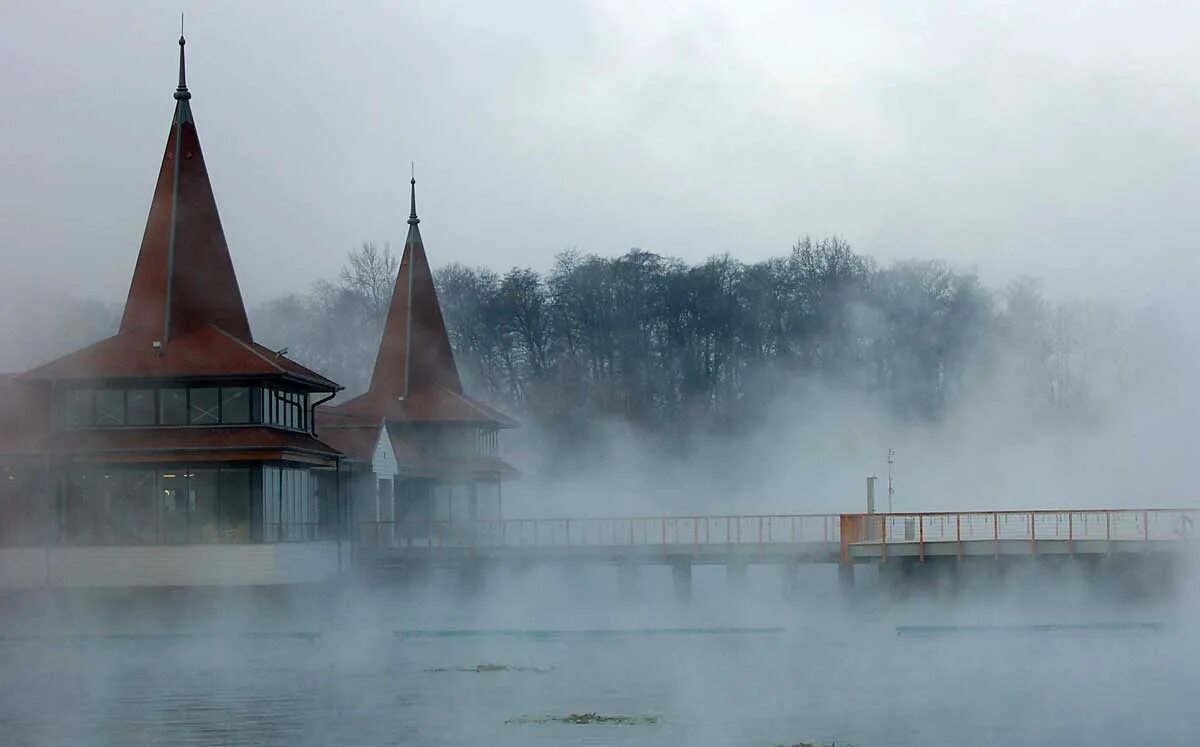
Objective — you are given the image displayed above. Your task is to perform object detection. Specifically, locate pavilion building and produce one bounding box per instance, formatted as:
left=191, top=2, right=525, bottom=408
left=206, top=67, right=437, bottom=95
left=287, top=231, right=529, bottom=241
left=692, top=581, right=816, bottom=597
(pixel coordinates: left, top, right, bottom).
left=318, top=178, right=517, bottom=546
left=0, top=37, right=347, bottom=588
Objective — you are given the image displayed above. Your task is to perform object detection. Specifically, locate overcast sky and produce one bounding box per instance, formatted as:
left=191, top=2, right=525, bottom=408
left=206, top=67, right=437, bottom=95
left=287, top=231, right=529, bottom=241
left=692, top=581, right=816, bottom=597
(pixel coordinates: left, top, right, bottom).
left=2, top=1, right=1198, bottom=308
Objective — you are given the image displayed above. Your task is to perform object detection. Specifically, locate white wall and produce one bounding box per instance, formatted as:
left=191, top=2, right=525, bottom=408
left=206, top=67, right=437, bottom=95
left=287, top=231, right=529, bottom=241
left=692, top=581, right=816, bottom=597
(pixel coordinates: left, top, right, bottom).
left=0, top=543, right=341, bottom=589
left=0, top=548, right=48, bottom=588
left=371, top=426, right=398, bottom=478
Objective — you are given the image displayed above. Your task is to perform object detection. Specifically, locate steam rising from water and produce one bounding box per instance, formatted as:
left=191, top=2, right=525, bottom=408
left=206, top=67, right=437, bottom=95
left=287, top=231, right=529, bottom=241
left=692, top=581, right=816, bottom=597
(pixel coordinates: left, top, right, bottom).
left=2, top=559, right=1197, bottom=746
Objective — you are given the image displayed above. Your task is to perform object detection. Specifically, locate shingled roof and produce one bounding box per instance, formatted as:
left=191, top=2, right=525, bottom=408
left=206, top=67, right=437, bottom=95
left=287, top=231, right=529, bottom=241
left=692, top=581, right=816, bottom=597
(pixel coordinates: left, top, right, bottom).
left=317, top=178, right=516, bottom=476
left=329, top=178, right=512, bottom=425
left=21, top=36, right=336, bottom=391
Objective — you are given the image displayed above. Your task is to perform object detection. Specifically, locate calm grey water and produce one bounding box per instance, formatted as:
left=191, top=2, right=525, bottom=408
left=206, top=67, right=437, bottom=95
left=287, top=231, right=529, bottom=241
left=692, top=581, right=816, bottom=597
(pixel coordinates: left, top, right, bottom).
left=1, top=566, right=1197, bottom=746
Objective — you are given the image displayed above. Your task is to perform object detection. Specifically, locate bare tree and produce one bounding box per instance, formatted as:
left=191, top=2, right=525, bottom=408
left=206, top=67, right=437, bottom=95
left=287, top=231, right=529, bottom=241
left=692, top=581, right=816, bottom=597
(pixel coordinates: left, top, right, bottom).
left=340, top=241, right=398, bottom=318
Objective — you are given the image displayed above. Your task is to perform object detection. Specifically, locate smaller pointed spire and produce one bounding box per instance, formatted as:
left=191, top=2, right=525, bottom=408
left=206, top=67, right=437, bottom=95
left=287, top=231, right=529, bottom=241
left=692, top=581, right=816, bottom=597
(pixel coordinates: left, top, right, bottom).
left=408, top=164, right=420, bottom=226
left=175, top=19, right=191, bottom=101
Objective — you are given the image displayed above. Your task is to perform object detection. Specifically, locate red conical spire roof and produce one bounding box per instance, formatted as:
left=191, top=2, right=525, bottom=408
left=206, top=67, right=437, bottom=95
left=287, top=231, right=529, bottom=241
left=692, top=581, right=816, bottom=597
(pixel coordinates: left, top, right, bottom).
left=367, top=177, right=462, bottom=400
left=119, top=34, right=251, bottom=343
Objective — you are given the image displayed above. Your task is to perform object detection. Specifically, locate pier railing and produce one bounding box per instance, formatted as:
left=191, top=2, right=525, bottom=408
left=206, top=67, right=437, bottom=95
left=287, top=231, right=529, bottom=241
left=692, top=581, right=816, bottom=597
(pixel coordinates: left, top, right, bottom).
left=357, top=514, right=841, bottom=550
left=839, top=508, right=1200, bottom=562
left=355, top=509, right=1199, bottom=562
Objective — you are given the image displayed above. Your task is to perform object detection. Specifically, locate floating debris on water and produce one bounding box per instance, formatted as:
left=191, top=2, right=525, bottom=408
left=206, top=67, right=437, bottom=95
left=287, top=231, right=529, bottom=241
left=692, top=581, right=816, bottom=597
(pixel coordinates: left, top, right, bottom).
left=506, top=713, right=660, bottom=726
left=425, top=663, right=552, bottom=674
left=896, top=622, right=1165, bottom=638
left=397, top=626, right=782, bottom=640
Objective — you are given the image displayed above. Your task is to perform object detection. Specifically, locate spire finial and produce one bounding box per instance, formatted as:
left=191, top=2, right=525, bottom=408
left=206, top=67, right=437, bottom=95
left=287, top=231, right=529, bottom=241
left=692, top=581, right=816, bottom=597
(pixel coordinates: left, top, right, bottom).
left=174, top=17, right=191, bottom=101
left=408, top=164, right=419, bottom=226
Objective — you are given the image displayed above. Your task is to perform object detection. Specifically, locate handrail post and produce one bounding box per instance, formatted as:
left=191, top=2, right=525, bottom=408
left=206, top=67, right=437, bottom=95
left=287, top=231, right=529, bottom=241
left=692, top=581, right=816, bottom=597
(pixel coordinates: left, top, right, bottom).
left=918, top=514, right=925, bottom=562
left=1143, top=510, right=1150, bottom=543
left=1067, top=512, right=1074, bottom=557
left=1105, top=511, right=1112, bottom=556
left=955, top=514, right=962, bottom=561
left=880, top=515, right=888, bottom=563
left=993, top=512, right=999, bottom=559
left=1029, top=512, right=1036, bottom=556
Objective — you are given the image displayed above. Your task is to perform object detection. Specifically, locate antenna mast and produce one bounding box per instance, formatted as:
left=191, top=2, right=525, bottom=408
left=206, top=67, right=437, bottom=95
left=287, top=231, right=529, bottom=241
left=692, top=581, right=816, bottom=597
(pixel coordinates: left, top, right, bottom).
left=887, top=448, right=895, bottom=513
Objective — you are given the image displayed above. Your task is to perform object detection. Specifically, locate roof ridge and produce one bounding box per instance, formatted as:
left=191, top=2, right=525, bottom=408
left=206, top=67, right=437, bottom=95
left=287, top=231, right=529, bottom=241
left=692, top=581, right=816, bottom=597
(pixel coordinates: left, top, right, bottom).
left=439, top=385, right=519, bottom=426
left=207, top=324, right=286, bottom=375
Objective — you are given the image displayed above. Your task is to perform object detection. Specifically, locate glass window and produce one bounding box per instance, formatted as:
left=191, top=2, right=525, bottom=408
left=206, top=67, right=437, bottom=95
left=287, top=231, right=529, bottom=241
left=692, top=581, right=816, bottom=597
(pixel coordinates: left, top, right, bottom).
left=0, top=467, right=45, bottom=546
left=127, top=389, right=156, bottom=425
left=94, top=389, right=125, bottom=426
left=158, top=469, right=186, bottom=542
left=106, top=469, right=157, bottom=544
left=316, top=472, right=338, bottom=534
left=263, top=389, right=277, bottom=427
left=189, top=387, right=219, bottom=425
left=65, top=469, right=99, bottom=544
left=219, top=468, right=252, bottom=543
left=160, top=388, right=187, bottom=425
left=261, top=389, right=306, bottom=431
left=263, top=466, right=281, bottom=541
left=189, top=468, right=219, bottom=543
left=220, top=387, right=250, bottom=424
left=256, top=466, right=320, bottom=541
left=431, top=484, right=452, bottom=521
left=65, top=389, right=94, bottom=427
left=58, top=465, right=269, bottom=546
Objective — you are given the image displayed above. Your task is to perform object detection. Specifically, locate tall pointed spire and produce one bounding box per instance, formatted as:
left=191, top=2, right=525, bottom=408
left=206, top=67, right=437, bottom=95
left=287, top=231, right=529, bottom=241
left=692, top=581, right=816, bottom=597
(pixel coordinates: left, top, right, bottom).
left=119, top=34, right=252, bottom=343
left=367, top=174, right=462, bottom=400
left=408, top=169, right=420, bottom=227
left=175, top=18, right=190, bottom=101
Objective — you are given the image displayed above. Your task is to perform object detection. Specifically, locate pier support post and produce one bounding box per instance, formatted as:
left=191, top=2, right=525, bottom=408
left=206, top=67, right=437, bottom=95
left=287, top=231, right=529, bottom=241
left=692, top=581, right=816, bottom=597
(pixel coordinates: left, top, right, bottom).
left=879, top=560, right=908, bottom=597
left=459, top=560, right=485, bottom=596
left=838, top=563, right=855, bottom=596
left=936, top=558, right=961, bottom=600
left=726, top=561, right=748, bottom=593
left=782, top=560, right=800, bottom=599
left=509, top=558, right=535, bottom=581
left=404, top=559, right=432, bottom=590
left=617, top=562, right=637, bottom=601
left=671, top=558, right=692, bottom=603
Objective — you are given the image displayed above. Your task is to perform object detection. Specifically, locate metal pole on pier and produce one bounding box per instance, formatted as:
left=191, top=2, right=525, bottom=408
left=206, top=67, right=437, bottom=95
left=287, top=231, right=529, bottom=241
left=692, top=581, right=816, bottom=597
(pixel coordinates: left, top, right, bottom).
left=887, top=449, right=895, bottom=513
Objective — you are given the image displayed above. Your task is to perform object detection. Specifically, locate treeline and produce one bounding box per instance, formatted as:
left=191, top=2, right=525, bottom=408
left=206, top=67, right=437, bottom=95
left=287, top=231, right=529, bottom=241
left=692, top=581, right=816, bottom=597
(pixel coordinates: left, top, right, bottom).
left=254, top=238, right=1139, bottom=447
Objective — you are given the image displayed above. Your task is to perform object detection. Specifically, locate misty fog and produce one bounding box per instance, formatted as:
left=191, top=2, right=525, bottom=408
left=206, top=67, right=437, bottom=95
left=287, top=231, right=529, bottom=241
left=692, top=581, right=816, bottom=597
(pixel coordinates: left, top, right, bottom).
left=3, top=2, right=1200, bottom=746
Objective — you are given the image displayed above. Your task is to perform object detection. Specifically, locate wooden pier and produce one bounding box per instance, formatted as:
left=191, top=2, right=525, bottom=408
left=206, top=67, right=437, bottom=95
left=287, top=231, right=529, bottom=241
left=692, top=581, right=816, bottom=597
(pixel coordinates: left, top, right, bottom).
left=354, top=508, right=1200, bottom=598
